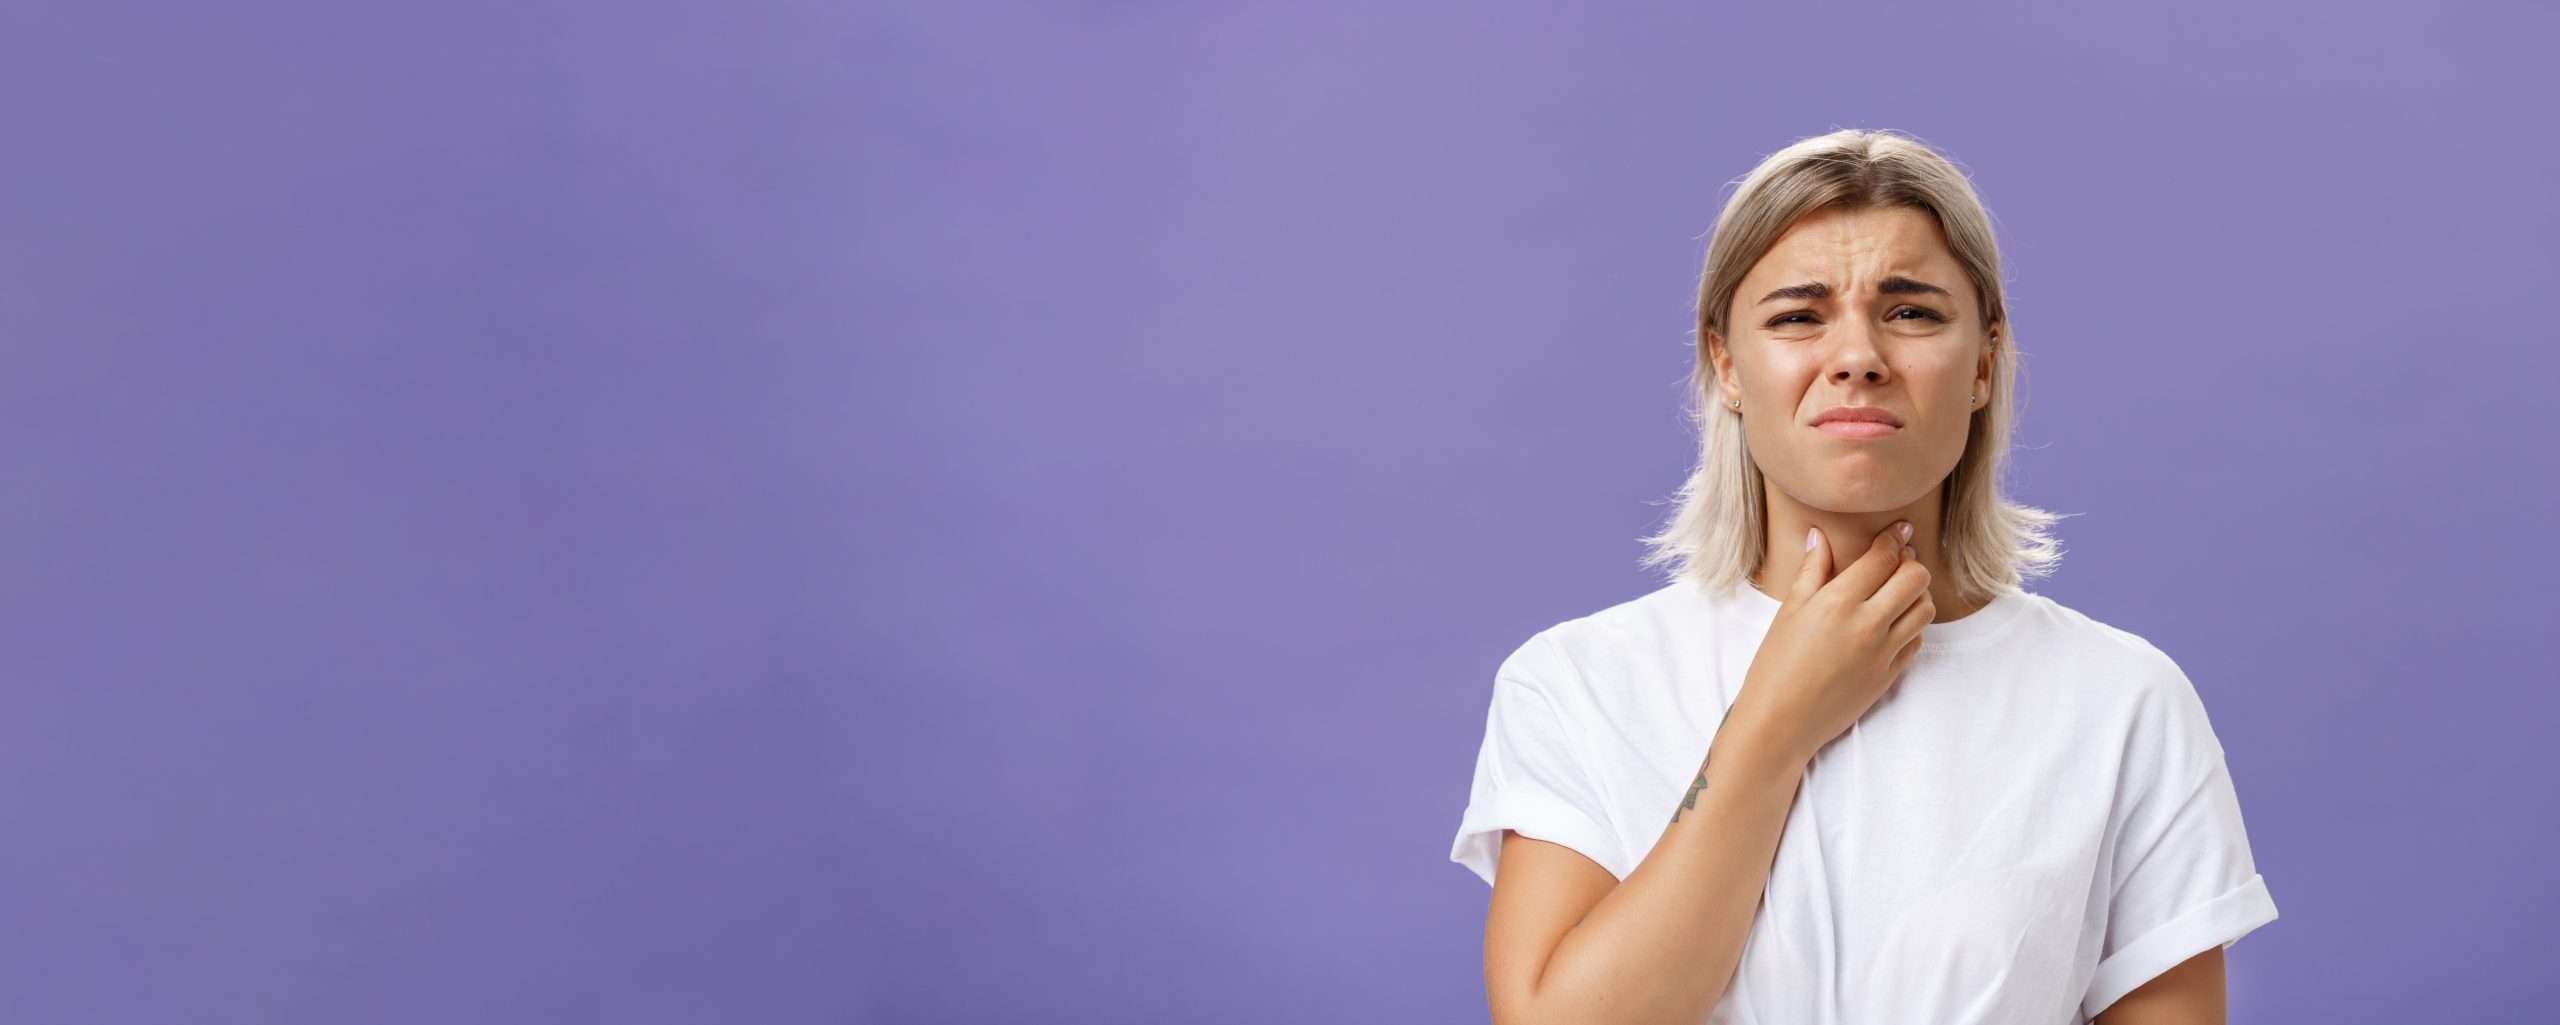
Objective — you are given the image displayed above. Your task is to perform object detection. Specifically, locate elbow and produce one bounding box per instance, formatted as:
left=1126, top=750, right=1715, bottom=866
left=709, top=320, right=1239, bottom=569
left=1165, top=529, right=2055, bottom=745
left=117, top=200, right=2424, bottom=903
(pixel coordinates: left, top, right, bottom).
left=1488, top=975, right=1560, bottom=1025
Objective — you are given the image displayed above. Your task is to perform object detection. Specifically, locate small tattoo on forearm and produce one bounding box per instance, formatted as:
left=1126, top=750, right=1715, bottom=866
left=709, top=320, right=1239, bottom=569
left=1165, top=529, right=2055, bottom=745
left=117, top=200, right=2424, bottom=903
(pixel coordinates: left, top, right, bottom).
left=1672, top=765, right=1711, bottom=823
left=1676, top=713, right=1744, bottom=824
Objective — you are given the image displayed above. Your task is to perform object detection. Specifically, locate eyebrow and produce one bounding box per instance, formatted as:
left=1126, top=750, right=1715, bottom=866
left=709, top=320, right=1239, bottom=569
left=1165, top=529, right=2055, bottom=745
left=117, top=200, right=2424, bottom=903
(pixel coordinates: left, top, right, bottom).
left=1755, top=275, right=1954, bottom=306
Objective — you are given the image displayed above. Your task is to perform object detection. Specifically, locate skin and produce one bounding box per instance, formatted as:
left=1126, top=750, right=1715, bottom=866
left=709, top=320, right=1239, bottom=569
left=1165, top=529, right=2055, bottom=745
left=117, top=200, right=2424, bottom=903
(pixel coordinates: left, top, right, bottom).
left=1705, top=203, right=1997, bottom=624
left=1704, top=202, right=2226, bottom=1021
left=2098, top=945, right=2225, bottom=1025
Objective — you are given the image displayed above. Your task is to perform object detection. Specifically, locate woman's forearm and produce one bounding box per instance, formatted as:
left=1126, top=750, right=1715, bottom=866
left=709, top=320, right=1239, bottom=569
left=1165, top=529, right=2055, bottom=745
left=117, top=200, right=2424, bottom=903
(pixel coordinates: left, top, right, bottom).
left=1526, top=703, right=1808, bottom=1025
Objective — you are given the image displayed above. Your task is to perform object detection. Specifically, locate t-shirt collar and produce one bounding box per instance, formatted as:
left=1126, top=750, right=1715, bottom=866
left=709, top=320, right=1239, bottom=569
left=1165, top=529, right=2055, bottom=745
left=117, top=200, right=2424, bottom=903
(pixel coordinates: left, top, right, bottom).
left=1706, top=575, right=2034, bottom=652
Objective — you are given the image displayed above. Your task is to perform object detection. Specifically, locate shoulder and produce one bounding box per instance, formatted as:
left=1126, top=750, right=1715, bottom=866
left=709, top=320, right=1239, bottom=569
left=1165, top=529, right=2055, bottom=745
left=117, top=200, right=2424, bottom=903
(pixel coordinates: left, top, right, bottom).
left=2010, top=592, right=2197, bottom=700
left=1496, top=583, right=1693, bottom=702
left=2016, top=594, right=2230, bottom=762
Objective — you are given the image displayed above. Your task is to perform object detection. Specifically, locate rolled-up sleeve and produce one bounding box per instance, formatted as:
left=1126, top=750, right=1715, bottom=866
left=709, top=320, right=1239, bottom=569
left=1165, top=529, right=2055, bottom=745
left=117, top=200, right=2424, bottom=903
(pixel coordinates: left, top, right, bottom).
left=1449, top=632, right=1630, bottom=886
left=2082, top=656, right=2280, bottom=1020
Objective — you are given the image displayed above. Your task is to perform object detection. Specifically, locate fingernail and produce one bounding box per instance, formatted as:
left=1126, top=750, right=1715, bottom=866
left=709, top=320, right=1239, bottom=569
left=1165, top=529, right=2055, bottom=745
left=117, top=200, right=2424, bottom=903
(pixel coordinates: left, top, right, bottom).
left=1898, top=521, right=1913, bottom=542
left=1804, top=526, right=1820, bottom=552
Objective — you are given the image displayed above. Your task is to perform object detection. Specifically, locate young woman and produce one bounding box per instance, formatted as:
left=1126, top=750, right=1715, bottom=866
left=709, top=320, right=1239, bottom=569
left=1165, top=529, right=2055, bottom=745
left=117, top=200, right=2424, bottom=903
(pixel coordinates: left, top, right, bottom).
left=1449, top=129, right=2278, bottom=1025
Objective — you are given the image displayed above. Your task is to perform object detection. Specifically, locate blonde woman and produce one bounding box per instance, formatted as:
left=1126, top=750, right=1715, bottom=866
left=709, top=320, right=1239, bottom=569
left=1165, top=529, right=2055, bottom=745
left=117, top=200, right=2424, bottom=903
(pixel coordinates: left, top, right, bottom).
left=1449, top=129, right=2278, bottom=1025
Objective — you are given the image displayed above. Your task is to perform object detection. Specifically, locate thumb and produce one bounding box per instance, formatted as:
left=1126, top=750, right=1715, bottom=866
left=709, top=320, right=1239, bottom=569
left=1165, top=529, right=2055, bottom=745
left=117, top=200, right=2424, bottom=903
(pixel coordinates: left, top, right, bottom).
left=1791, top=526, right=1830, bottom=601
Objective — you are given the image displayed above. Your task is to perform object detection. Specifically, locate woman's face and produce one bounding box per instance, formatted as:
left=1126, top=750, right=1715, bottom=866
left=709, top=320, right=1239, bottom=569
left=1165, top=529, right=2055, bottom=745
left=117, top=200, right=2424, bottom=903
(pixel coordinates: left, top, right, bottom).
left=1709, top=204, right=1997, bottom=515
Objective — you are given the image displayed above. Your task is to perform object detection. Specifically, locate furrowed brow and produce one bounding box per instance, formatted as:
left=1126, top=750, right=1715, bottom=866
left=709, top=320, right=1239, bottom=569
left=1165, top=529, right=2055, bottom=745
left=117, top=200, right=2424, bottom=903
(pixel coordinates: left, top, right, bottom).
left=1755, top=275, right=1954, bottom=305
left=1877, top=275, right=1954, bottom=299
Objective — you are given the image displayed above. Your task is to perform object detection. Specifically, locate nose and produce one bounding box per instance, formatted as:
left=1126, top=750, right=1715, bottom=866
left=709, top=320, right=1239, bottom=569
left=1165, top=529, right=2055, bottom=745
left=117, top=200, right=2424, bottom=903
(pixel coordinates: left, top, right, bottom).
left=1824, top=319, right=1890, bottom=384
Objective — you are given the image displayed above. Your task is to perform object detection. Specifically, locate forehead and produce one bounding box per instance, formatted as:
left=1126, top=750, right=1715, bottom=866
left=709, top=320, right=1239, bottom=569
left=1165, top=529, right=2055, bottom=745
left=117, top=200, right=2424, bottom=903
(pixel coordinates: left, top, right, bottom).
left=1747, top=205, right=1959, bottom=281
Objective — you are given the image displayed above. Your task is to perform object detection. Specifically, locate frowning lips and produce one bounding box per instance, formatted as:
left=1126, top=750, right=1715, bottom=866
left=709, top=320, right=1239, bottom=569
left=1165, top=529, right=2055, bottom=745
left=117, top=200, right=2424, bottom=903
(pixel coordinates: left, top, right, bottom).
left=1811, top=405, right=1905, bottom=428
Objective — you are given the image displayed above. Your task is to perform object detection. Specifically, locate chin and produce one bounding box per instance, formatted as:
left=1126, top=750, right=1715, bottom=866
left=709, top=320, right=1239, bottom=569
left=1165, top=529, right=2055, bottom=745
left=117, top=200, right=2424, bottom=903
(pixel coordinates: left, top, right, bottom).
left=1779, top=473, right=1930, bottom=514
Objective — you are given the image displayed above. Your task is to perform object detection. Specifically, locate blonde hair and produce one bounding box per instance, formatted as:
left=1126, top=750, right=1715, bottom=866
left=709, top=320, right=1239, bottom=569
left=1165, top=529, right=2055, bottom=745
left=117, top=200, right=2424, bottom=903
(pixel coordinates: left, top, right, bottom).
left=1637, top=128, right=2069, bottom=604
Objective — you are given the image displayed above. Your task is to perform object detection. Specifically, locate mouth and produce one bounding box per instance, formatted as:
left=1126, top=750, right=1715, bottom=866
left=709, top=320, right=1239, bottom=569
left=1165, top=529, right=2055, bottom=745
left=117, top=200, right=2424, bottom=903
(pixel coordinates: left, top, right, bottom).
left=1814, top=421, right=1901, bottom=439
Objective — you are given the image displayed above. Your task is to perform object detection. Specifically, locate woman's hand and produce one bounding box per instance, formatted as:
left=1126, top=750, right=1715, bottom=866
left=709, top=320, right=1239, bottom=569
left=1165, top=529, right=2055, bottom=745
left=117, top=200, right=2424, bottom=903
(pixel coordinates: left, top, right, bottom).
left=1731, top=522, right=1935, bottom=768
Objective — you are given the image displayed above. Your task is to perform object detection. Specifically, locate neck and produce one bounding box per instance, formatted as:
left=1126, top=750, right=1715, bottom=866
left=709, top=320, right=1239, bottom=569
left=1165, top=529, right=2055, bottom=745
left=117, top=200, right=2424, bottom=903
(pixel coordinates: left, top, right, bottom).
left=1750, top=495, right=1984, bottom=624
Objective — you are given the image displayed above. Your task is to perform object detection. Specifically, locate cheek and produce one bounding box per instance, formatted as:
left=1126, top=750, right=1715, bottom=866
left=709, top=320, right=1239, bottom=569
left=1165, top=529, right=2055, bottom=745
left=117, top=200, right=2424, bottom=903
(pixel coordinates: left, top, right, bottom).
left=1747, top=355, right=1823, bottom=390
left=1890, top=358, right=1974, bottom=395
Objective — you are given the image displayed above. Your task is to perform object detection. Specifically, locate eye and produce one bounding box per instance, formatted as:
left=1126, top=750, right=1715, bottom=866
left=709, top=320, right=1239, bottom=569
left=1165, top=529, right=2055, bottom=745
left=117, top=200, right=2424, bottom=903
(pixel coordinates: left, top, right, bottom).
left=1767, top=307, right=1946, bottom=327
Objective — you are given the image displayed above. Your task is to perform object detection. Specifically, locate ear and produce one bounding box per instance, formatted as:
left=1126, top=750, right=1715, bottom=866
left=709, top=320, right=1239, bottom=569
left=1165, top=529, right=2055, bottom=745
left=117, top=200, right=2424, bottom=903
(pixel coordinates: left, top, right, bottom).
left=1705, top=327, right=1740, bottom=407
left=1974, top=321, right=2001, bottom=407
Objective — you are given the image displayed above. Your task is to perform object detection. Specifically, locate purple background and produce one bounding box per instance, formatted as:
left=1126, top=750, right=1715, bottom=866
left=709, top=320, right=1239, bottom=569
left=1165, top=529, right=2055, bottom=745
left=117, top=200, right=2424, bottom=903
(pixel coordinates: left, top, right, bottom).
left=4, top=1, right=2552, bottom=1021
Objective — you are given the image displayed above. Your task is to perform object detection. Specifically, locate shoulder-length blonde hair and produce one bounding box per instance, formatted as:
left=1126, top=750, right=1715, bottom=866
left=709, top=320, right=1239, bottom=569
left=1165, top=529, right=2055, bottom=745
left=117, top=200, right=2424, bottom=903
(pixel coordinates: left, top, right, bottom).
left=1638, top=128, right=2068, bottom=605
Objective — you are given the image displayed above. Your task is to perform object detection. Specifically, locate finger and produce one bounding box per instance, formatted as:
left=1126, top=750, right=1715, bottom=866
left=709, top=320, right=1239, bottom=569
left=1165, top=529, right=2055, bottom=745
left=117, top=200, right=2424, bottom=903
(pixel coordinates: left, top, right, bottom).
left=1887, top=588, right=1935, bottom=648
left=1867, top=552, right=1932, bottom=618
left=1828, top=521, right=1911, bottom=603
left=1886, top=631, right=1923, bottom=681
left=1790, top=525, right=1832, bottom=602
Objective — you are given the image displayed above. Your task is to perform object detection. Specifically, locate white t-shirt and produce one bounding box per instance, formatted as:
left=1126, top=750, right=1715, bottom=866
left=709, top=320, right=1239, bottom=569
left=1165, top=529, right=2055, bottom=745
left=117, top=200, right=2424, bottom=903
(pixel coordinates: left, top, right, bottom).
left=1450, top=578, right=2278, bottom=1024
